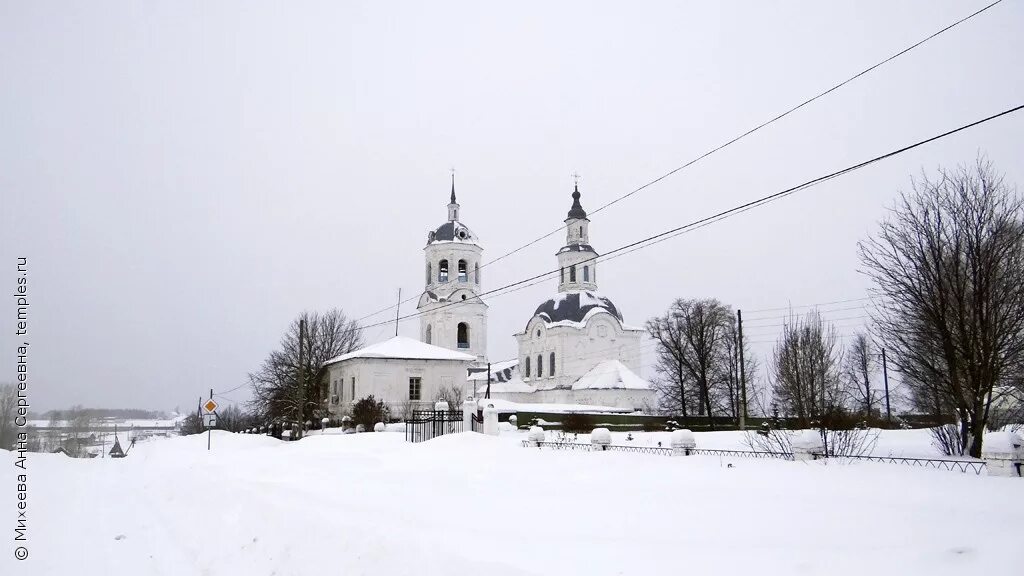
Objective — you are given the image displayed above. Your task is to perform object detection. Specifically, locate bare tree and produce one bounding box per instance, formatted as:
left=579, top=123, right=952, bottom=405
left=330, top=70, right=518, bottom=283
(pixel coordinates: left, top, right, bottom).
left=0, top=384, right=18, bottom=450
left=432, top=385, right=463, bottom=412
left=843, top=332, right=881, bottom=416
left=859, top=158, right=1024, bottom=457
left=721, top=319, right=760, bottom=419
left=249, top=309, right=363, bottom=427
left=769, top=310, right=843, bottom=425
left=647, top=299, right=733, bottom=422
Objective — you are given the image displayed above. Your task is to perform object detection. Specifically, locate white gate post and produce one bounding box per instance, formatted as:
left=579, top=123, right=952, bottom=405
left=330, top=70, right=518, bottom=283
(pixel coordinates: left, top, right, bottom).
left=463, top=397, right=475, bottom=432
left=483, top=403, right=499, bottom=436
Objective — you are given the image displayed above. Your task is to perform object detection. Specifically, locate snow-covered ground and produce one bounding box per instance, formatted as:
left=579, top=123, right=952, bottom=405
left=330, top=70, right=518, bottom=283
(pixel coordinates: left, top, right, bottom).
left=5, top=428, right=1022, bottom=576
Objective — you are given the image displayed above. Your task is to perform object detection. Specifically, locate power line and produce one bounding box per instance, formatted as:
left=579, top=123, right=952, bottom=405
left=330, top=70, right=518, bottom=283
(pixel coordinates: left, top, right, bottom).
left=741, top=295, right=876, bottom=313
left=359, top=102, right=1024, bottom=331
left=349, top=0, right=1004, bottom=325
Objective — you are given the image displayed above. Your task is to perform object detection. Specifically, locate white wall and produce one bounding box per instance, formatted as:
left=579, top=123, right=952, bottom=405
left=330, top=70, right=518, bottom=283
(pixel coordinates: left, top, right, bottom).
left=326, top=357, right=472, bottom=419
left=418, top=240, right=488, bottom=363
left=515, top=311, right=644, bottom=389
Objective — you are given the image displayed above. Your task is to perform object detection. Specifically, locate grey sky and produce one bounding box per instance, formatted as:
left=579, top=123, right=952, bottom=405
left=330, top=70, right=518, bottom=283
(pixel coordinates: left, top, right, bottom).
left=2, top=1, right=1022, bottom=413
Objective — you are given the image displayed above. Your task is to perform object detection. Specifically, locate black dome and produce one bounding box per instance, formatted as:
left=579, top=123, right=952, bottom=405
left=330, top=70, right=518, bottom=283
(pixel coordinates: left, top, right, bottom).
left=532, top=291, right=623, bottom=327
left=428, top=221, right=476, bottom=244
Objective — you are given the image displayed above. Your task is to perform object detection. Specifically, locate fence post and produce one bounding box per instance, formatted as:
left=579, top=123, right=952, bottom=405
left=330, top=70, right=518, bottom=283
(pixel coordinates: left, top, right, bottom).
left=792, top=429, right=824, bottom=461
left=591, top=428, right=612, bottom=451
left=463, top=397, right=475, bottom=433
left=527, top=426, right=545, bottom=447
left=483, top=404, right=499, bottom=436
left=982, top=431, right=1023, bottom=477
left=671, top=429, right=696, bottom=456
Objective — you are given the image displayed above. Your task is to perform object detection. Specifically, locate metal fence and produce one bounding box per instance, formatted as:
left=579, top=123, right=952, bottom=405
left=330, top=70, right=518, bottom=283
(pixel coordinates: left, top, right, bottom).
left=522, top=441, right=989, bottom=474
left=824, top=454, right=987, bottom=475
left=405, top=410, right=465, bottom=443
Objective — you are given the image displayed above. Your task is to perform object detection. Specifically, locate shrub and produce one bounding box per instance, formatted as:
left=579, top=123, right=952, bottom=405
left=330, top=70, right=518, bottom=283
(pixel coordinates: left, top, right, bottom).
left=560, top=413, right=595, bottom=434
left=352, top=395, right=389, bottom=430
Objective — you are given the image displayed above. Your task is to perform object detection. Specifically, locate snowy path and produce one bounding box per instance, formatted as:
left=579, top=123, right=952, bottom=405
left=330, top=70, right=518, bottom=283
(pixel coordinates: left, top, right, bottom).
left=5, top=431, right=1022, bottom=576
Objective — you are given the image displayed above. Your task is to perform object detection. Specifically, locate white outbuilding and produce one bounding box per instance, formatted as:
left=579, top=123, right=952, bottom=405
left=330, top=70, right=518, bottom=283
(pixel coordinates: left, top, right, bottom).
left=323, top=335, right=475, bottom=419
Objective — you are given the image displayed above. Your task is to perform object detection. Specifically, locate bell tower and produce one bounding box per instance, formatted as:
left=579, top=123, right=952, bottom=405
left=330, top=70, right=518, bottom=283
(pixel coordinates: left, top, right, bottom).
left=416, top=175, right=488, bottom=364
left=557, top=183, right=599, bottom=293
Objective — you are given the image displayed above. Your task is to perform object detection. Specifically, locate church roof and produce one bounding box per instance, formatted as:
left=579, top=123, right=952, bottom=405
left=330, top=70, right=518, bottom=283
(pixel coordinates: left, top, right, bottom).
left=556, top=243, right=597, bottom=255
left=566, top=184, right=588, bottom=220
left=324, top=336, right=475, bottom=365
left=571, top=360, right=652, bottom=391
left=531, top=291, right=623, bottom=328
left=427, top=221, right=479, bottom=245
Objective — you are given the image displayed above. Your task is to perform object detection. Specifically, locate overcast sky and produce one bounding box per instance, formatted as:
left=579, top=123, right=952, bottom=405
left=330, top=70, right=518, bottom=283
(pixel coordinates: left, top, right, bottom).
left=2, top=0, right=1022, bottom=413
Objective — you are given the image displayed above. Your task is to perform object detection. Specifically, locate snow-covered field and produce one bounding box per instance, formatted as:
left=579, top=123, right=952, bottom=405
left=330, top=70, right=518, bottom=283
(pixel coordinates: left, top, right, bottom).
left=5, top=429, right=1022, bottom=575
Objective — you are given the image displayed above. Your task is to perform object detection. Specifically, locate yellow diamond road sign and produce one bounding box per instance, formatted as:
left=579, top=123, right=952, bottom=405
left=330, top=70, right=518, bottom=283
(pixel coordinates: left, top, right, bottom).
left=203, top=399, right=218, bottom=414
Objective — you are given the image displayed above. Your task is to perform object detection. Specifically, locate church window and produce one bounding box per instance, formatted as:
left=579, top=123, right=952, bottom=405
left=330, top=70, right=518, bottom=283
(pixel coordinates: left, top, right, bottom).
left=560, top=267, right=565, bottom=282
left=579, top=225, right=583, bottom=237
left=425, top=324, right=432, bottom=344
left=409, top=377, right=422, bottom=401
left=350, top=377, right=356, bottom=401
left=439, top=260, right=448, bottom=282
left=550, top=352, right=555, bottom=376
left=583, top=266, right=589, bottom=281
left=457, top=322, right=470, bottom=349
left=458, top=260, right=468, bottom=282
left=475, top=263, right=480, bottom=284
left=461, top=294, right=467, bottom=300
left=537, top=355, right=543, bottom=377
left=570, top=266, right=576, bottom=282
left=525, top=356, right=531, bottom=377
left=426, top=263, right=432, bottom=285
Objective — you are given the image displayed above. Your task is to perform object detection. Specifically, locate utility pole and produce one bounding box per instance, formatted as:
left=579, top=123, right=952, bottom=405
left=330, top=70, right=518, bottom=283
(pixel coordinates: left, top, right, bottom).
left=485, top=362, right=491, bottom=400
left=395, top=288, right=401, bottom=336
left=208, top=388, right=213, bottom=451
left=296, top=318, right=306, bottom=440
left=881, top=347, right=891, bottom=425
left=737, top=310, right=748, bottom=430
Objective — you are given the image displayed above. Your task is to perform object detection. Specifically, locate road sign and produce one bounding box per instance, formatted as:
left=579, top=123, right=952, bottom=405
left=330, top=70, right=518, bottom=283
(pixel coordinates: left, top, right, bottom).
left=204, top=414, right=217, bottom=428
left=203, top=399, right=218, bottom=414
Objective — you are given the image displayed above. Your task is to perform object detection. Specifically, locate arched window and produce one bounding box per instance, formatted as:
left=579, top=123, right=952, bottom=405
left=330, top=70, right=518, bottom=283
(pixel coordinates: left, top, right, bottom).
left=474, top=263, right=480, bottom=284
left=570, top=266, right=576, bottom=282
left=425, top=324, right=432, bottom=344
left=525, top=356, right=531, bottom=378
left=439, top=259, right=448, bottom=282
left=537, top=355, right=543, bottom=377
left=457, top=322, right=469, bottom=349
left=426, top=263, right=432, bottom=285
left=458, top=259, right=468, bottom=282
left=579, top=225, right=583, bottom=237
left=583, top=266, right=589, bottom=281
left=550, top=352, right=555, bottom=376
left=560, top=267, right=565, bottom=282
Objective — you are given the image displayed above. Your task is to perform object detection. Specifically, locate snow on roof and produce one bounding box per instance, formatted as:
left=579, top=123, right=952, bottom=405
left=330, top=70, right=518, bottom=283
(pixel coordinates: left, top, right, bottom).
left=324, top=336, right=475, bottom=365
left=570, top=360, right=652, bottom=391
left=474, top=376, right=535, bottom=395
left=467, top=359, right=519, bottom=381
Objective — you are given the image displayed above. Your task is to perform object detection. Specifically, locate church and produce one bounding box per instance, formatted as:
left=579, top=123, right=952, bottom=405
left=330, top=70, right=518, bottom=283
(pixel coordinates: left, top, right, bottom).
left=418, top=180, right=655, bottom=411
left=323, top=178, right=655, bottom=417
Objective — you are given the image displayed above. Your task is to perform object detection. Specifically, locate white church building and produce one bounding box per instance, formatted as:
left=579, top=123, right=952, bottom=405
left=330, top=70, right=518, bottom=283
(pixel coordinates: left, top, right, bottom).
left=476, top=184, right=655, bottom=411
left=323, top=178, right=655, bottom=417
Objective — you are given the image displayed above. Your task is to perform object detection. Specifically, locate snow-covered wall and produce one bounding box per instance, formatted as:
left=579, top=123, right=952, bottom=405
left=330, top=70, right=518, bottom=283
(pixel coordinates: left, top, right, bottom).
left=326, top=357, right=472, bottom=419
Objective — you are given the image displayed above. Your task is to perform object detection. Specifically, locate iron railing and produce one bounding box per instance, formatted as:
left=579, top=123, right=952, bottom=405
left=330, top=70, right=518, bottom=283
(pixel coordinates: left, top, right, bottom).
left=690, top=448, right=794, bottom=460
left=521, top=441, right=990, bottom=473
left=823, top=454, right=987, bottom=474
left=405, top=410, right=465, bottom=443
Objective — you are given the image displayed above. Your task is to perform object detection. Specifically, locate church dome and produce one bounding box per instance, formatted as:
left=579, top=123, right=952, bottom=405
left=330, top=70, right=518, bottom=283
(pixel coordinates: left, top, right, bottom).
left=531, top=291, right=623, bottom=327
left=427, top=221, right=478, bottom=245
